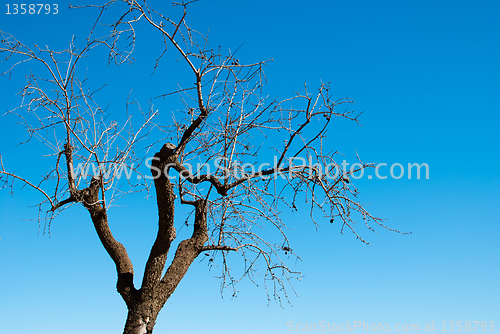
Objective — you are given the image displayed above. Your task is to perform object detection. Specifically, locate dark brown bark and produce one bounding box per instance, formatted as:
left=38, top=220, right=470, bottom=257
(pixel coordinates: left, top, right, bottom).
left=157, top=199, right=208, bottom=304
left=123, top=301, right=156, bottom=334
left=121, top=145, right=210, bottom=334
left=83, top=177, right=137, bottom=306
left=141, top=144, right=177, bottom=293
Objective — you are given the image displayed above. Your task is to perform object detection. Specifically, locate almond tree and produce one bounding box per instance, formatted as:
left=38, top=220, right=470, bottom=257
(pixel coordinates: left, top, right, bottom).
left=0, top=1, right=401, bottom=333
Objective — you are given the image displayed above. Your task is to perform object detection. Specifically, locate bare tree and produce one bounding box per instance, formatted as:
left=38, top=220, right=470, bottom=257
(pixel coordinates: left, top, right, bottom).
left=0, top=1, right=404, bottom=333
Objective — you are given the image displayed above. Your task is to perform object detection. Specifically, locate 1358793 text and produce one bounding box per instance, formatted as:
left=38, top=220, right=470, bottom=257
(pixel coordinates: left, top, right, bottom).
left=5, top=4, right=58, bottom=15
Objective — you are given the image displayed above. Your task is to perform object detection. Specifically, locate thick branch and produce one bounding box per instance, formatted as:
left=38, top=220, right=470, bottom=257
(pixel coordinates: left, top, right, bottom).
left=63, top=143, right=77, bottom=194
left=82, top=177, right=137, bottom=305
left=156, top=199, right=208, bottom=305
left=141, top=144, right=177, bottom=292
left=171, top=160, right=227, bottom=196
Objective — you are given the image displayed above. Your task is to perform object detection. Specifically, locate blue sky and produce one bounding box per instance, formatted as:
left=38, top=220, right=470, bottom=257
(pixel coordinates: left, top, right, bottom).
left=1, top=1, right=499, bottom=333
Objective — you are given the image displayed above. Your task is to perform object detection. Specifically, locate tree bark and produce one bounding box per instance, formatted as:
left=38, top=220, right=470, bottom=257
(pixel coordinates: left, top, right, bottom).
left=82, top=177, right=137, bottom=305
left=121, top=145, right=210, bottom=334
left=124, top=296, right=171, bottom=334
left=121, top=200, right=208, bottom=334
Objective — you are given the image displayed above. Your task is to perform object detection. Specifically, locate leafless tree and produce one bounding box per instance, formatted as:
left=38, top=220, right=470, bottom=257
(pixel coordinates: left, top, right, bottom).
left=0, top=1, right=404, bottom=333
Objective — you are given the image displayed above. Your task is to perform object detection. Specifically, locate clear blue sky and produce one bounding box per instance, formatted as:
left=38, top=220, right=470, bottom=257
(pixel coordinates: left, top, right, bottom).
left=1, top=1, right=499, bottom=333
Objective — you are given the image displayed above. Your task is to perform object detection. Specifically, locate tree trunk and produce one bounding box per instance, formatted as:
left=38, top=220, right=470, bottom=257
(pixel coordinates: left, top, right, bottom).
left=123, top=300, right=160, bottom=334
left=120, top=148, right=210, bottom=334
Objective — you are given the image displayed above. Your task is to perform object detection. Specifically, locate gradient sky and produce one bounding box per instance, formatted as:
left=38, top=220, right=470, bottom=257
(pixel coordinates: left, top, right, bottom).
left=1, top=1, right=499, bottom=333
